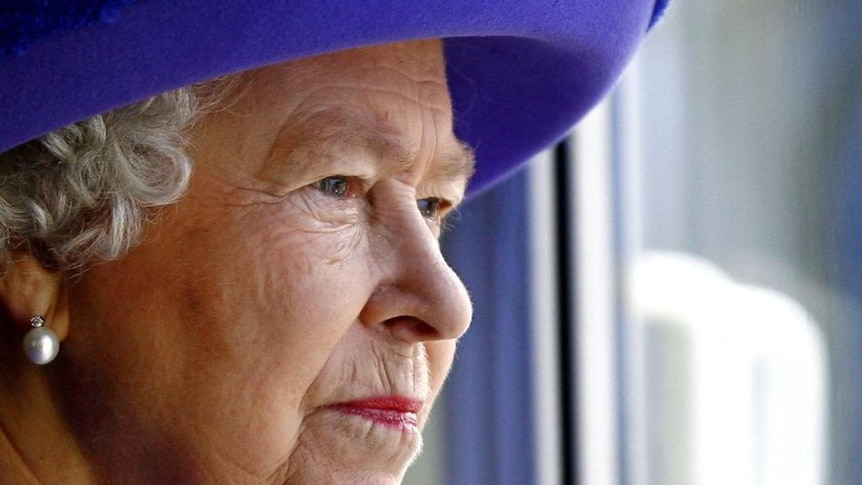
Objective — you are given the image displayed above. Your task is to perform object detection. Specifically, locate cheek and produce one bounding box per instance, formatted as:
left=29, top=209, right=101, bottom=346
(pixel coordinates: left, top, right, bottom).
left=195, top=204, right=376, bottom=385
left=66, top=200, right=382, bottom=469
left=173, top=205, right=382, bottom=467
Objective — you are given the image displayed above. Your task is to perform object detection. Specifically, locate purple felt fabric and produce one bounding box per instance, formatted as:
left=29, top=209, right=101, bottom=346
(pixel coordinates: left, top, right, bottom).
left=0, top=0, right=656, bottom=195
left=0, top=1, right=137, bottom=57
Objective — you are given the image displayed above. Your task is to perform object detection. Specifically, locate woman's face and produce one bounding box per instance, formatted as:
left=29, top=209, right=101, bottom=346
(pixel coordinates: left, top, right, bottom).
left=63, top=40, right=473, bottom=484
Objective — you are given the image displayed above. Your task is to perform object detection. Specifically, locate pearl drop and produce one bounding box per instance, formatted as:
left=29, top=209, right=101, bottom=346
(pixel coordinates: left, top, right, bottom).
left=23, top=326, right=59, bottom=365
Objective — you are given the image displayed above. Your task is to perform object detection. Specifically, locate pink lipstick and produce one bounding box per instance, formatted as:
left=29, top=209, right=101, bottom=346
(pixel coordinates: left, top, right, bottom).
left=331, top=396, right=422, bottom=430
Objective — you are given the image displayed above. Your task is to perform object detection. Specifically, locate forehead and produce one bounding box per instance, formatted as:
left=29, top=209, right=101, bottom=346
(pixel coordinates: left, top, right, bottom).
left=204, top=39, right=474, bottom=184
left=267, top=104, right=475, bottom=183
left=298, top=40, right=448, bottom=82
left=235, top=40, right=451, bottom=115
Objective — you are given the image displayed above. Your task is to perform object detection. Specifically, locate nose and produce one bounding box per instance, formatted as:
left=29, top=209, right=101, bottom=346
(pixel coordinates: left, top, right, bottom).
left=360, top=198, right=473, bottom=342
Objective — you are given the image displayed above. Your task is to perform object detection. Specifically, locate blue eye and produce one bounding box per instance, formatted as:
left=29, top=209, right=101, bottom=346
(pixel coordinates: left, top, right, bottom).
left=417, top=197, right=443, bottom=221
left=315, top=176, right=350, bottom=198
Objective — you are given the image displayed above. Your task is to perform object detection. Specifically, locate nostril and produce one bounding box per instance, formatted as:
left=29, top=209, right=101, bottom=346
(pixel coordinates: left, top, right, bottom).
left=383, top=316, right=441, bottom=342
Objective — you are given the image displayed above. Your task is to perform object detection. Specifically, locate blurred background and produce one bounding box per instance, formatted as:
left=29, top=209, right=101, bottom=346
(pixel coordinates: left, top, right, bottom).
left=407, top=0, right=862, bottom=483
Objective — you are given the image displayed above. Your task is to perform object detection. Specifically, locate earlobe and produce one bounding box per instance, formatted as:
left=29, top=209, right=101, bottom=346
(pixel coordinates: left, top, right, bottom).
left=0, top=253, right=69, bottom=341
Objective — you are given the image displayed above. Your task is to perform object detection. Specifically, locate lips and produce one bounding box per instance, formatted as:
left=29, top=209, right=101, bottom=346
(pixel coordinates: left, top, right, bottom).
left=329, top=396, right=423, bottom=430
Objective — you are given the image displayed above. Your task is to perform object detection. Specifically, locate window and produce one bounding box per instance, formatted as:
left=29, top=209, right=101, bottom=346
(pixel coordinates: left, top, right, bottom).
left=407, top=0, right=862, bottom=483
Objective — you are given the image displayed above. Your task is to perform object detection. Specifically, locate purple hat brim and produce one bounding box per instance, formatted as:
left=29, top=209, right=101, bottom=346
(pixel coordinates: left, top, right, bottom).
left=0, top=0, right=657, bottom=195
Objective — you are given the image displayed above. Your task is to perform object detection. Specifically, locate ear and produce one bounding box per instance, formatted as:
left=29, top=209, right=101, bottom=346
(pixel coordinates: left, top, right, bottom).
left=0, top=253, right=69, bottom=341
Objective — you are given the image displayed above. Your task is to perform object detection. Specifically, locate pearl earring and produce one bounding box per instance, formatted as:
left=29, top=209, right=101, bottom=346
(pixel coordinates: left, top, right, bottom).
left=22, top=315, right=59, bottom=365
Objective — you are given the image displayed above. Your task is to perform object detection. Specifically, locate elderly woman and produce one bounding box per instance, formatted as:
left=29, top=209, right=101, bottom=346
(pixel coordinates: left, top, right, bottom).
left=0, top=1, right=663, bottom=483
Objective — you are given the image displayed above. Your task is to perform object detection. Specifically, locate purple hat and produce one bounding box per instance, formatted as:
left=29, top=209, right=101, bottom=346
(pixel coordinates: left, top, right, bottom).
left=0, top=0, right=666, bottom=195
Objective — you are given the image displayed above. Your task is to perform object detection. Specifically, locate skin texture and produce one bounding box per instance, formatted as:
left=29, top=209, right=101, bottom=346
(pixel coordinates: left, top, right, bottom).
left=0, top=40, right=473, bottom=484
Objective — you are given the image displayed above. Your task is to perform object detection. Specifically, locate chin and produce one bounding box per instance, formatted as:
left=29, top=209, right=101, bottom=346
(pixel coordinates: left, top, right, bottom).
left=281, top=409, right=423, bottom=483
left=284, top=467, right=409, bottom=485
left=283, top=453, right=415, bottom=485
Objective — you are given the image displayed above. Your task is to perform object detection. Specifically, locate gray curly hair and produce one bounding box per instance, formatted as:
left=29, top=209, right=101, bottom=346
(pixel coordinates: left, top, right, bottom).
left=0, top=79, right=235, bottom=273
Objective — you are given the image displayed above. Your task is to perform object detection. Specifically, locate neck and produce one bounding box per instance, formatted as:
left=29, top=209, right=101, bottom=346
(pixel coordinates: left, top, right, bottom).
left=0, top=347, right=96, bottom=484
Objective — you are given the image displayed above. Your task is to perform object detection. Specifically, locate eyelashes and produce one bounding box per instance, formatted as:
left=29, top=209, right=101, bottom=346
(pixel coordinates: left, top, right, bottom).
left=315, top=176, right=351, bottom=198
left=312, top=175, right=451, bottom=225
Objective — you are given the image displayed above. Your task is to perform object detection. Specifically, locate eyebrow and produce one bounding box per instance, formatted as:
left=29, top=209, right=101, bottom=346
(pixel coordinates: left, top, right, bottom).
left=275, top=106, right=476, bottom=184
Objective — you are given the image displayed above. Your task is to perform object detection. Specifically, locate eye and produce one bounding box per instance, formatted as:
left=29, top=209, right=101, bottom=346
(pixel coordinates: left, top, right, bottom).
left=417, top=197, right=444, bottom=221
left=315, top=176, right=351, bottom=198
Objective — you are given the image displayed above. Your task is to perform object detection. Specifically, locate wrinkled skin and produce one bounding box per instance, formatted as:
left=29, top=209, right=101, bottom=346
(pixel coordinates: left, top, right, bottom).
left=0, top=40, right=473, bottom=484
